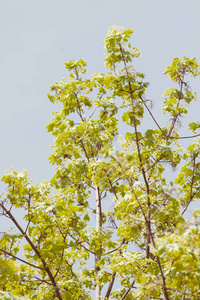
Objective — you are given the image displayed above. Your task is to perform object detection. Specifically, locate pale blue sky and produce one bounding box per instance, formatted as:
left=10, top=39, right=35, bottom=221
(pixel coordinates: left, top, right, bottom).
left=0, top=0, right=200, bottom=200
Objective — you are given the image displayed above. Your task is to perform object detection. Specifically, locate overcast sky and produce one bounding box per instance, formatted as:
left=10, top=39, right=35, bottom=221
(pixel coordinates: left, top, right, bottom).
left=0, top=0, right=200, bottom=216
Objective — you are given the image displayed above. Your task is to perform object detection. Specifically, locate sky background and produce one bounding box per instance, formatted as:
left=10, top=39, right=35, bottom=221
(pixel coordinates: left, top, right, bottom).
left=0, top=0, right=200, bottom=218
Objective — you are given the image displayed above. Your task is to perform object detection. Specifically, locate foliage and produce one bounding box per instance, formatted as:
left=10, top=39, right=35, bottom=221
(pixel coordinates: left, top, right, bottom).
left=0, top=26, right=200, bottom=299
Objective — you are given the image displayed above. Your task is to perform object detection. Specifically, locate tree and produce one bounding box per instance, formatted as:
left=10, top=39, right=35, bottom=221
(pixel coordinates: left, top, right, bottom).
left=0, top=25, right=200, bottom=300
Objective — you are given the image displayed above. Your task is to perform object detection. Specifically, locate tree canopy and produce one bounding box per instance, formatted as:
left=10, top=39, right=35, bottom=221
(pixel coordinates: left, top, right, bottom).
left=0, top=26, right=200, bottom=300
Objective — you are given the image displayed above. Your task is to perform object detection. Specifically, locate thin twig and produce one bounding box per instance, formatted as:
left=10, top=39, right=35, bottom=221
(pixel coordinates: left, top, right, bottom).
left=68, top=233, right=95, bottom=255
left=140, top=97, right=166, bottom=136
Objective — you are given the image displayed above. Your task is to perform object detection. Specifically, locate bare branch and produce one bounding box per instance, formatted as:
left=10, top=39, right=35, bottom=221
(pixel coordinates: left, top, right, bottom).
left=0, top=248, right=45, bottom=271
left=68, top=232, right=95, bottom=255
left=34, top=276, right=53, bottom=286
left=152, top=281, right=200, bottom=298
left=105, top=238, right=126, bottom=255
left=140, top=96, right=166, bottom=136
left=170, top=133, right=200, bottom=140
left=104, top=272, right=116, bottom=299
left=120, top=279, right=136, bottom=300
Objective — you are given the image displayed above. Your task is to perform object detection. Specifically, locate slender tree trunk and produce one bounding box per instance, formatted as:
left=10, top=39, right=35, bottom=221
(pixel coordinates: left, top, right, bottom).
left=95, top=281, right=101, bottom=300
left=95, top=186, right=102, bottom=300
